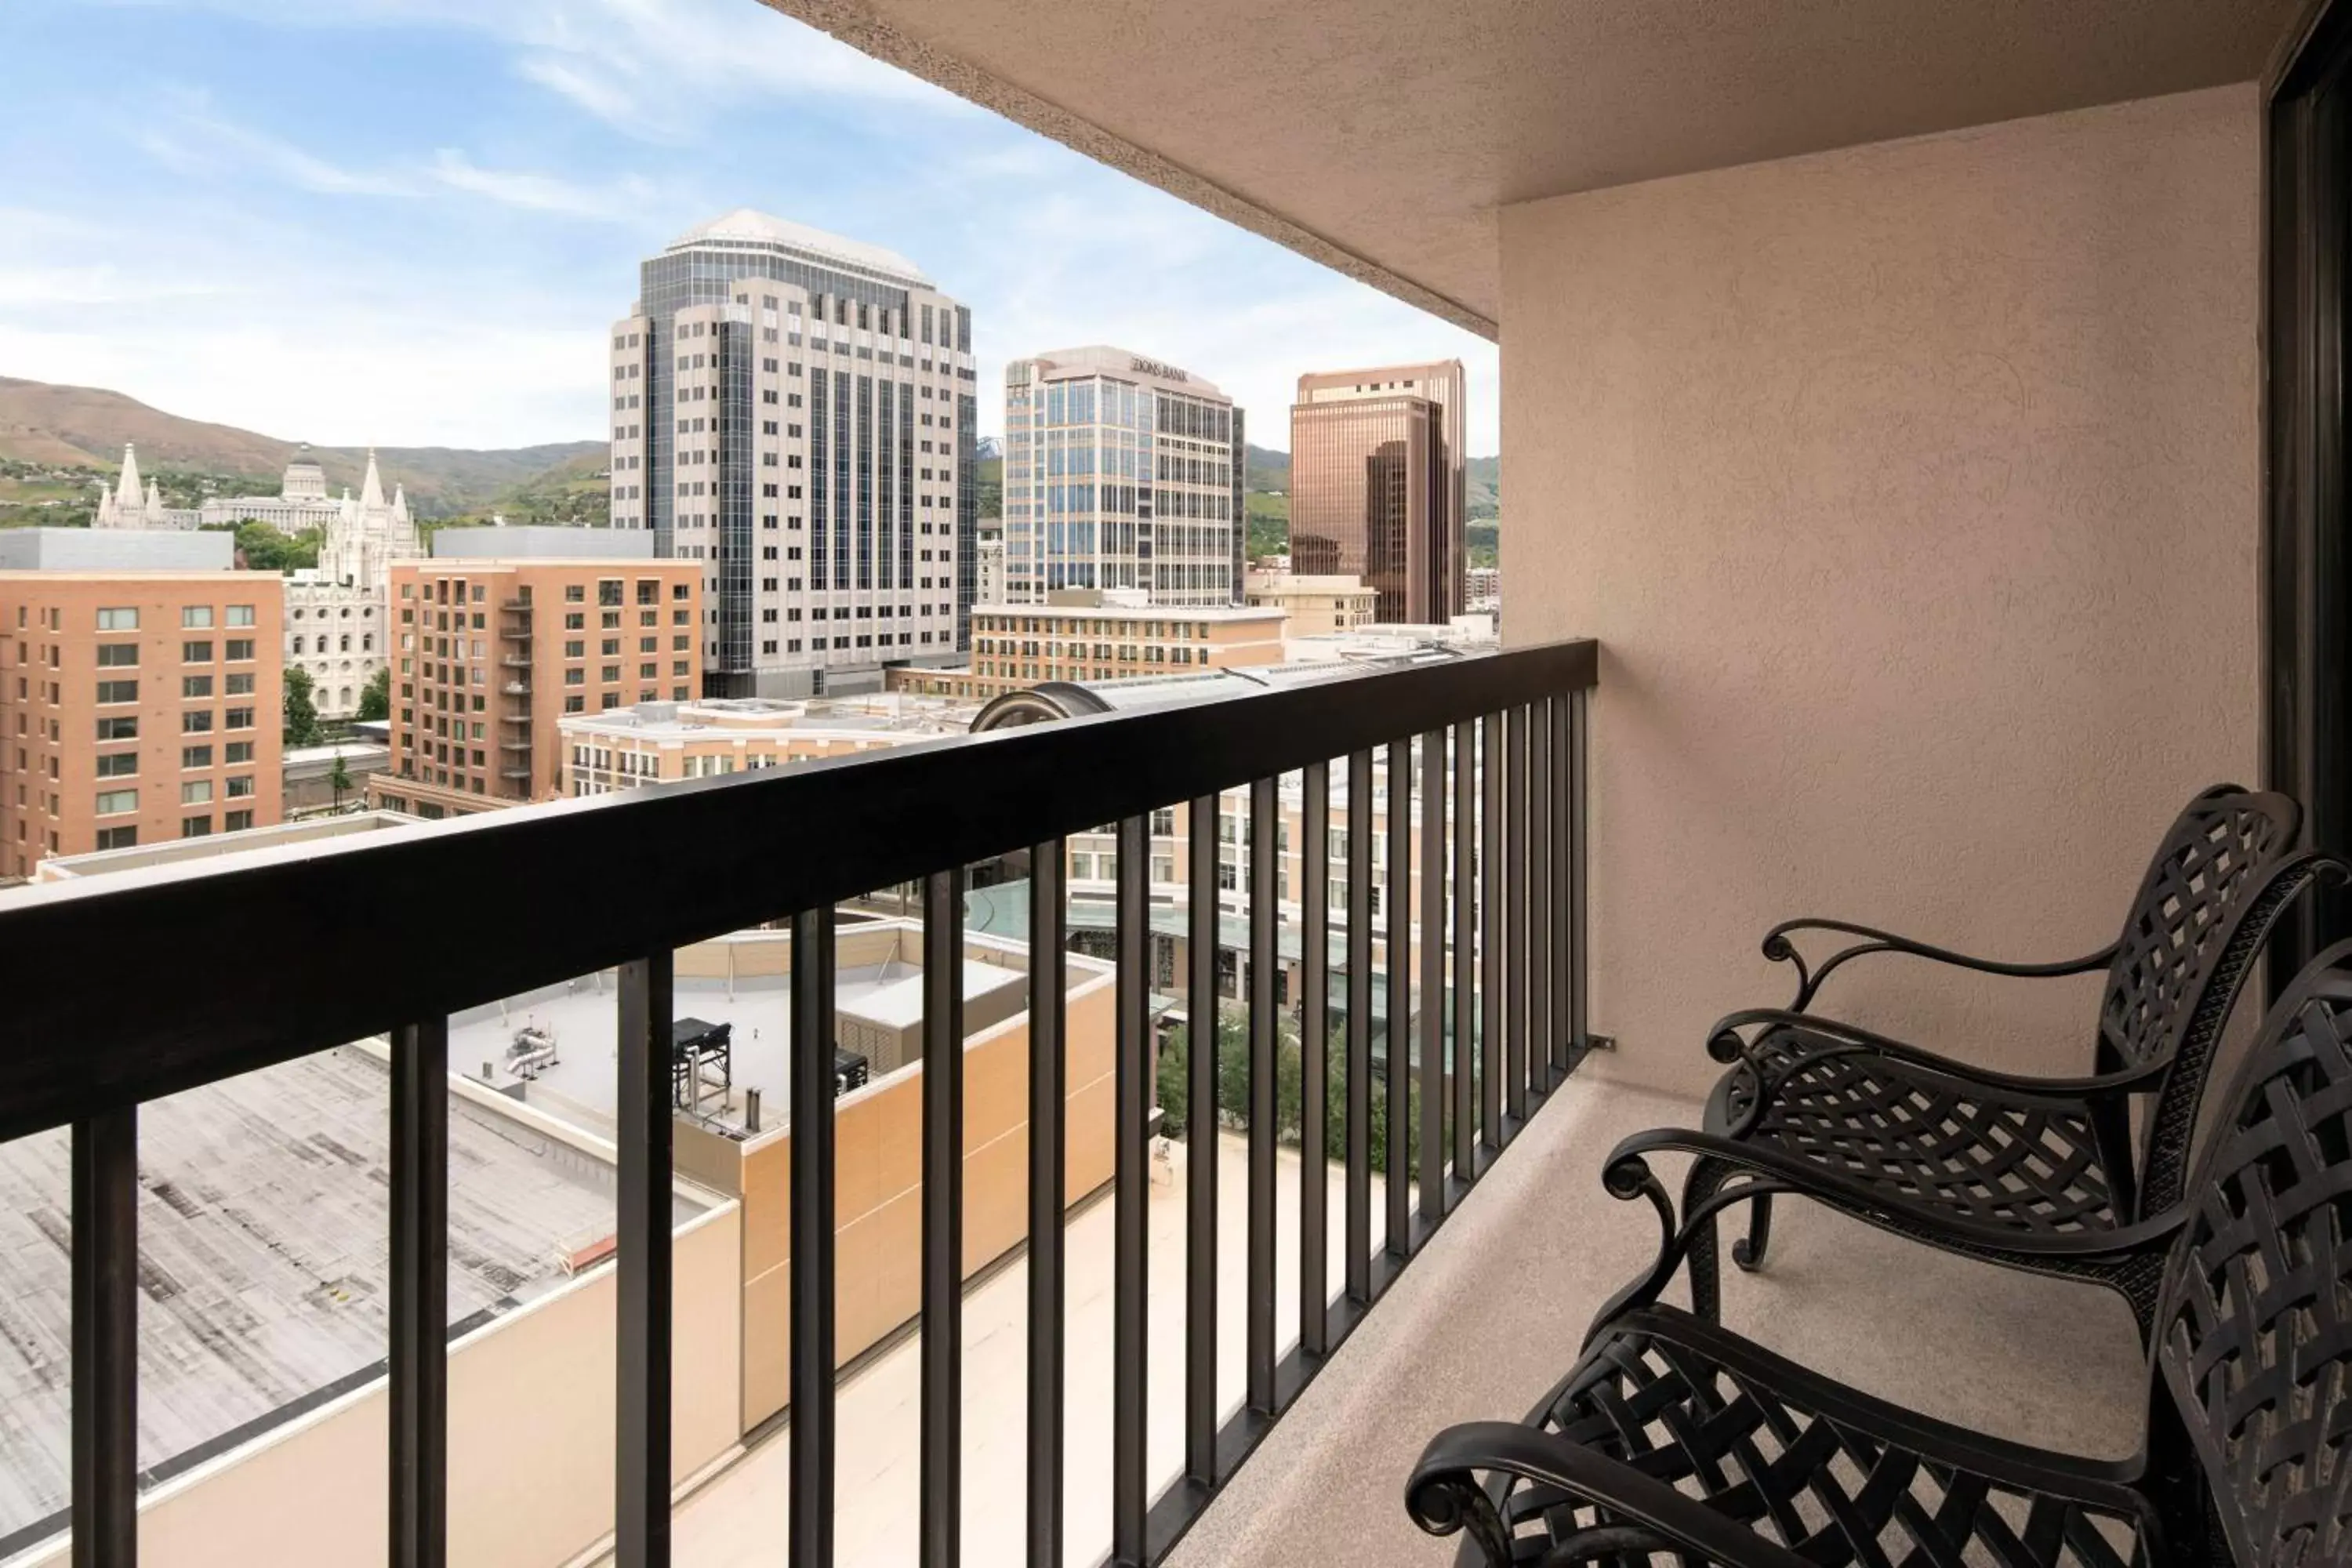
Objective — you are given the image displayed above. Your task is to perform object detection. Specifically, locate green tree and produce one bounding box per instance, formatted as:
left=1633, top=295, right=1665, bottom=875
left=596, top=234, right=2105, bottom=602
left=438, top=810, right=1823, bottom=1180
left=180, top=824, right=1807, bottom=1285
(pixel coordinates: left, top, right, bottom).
left=1156, top=1004, right=1375, bottom=1167
left=204, top=519, right=321, bottom=573
left=328, top=750, right=354, bottom=811
left=283, top=666, right=322, bottom=747
left=357, top=666, right=391, bottom=722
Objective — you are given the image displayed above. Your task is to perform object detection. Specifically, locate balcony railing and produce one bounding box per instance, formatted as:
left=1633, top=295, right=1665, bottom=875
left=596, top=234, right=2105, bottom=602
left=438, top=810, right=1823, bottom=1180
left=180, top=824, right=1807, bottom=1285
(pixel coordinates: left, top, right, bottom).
left=0, top=637, right=1596, bottom=1568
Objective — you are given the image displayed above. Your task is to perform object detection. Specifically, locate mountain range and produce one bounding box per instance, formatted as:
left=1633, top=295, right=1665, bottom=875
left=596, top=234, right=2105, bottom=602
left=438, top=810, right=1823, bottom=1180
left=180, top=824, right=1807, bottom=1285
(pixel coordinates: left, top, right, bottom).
left=0, top=377, right=603, bottom=519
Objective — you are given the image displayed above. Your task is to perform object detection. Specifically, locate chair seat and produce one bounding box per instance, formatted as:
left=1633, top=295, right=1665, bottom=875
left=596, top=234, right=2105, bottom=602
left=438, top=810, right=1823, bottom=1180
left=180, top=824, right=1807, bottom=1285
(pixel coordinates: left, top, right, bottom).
left=1704, top=1025, right=2121, bottom=1237
left=1497, top=1305, right=2151, bottom=1568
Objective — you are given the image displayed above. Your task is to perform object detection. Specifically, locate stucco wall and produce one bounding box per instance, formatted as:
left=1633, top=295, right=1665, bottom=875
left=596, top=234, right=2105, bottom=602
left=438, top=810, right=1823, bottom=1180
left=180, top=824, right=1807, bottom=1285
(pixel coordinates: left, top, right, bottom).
left=1499, top=85, right=2262, bottom=1096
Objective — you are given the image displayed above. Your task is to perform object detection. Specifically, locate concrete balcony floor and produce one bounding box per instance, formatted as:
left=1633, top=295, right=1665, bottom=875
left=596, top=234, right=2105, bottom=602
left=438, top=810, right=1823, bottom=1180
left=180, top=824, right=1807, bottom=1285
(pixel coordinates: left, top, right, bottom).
left=611, top=1077, right=2143, bottom=1567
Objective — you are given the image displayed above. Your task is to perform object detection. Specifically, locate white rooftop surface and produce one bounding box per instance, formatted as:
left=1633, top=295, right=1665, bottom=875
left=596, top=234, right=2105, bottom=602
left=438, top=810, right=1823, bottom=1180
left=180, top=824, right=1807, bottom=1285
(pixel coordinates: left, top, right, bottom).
left=0, top=1048, right=697, bottom=1553
left=451, top=959, right=1028, bottom=1131
left=668, top=209, right=931, bottom=288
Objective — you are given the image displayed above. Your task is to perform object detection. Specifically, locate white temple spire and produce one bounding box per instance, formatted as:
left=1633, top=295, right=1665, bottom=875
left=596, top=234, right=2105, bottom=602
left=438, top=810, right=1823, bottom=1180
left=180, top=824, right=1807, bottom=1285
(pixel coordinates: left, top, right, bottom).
left=359, top=448, right=385, bottom=511
left=115, top=444, right=141, bottom=510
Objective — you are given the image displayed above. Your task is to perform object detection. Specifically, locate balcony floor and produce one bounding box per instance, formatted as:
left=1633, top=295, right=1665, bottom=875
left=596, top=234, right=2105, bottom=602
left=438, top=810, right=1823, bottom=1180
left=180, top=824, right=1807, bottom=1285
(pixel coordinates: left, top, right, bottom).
left=608, top=1076, right=2143, bottom=1568
left=1167, top=1076, right=2146, bottom=1568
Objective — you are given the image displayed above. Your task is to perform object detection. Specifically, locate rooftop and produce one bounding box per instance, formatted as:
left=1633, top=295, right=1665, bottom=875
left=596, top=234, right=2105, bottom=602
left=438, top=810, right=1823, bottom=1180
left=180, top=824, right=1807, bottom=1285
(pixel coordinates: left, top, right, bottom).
left=0, top=1046, right=702, bottom=1555
left=559, top=694, right=980, bottom=742
left=1016, top=345, right=1228, bottom=398
left=666, top=209, right=933, bottom=289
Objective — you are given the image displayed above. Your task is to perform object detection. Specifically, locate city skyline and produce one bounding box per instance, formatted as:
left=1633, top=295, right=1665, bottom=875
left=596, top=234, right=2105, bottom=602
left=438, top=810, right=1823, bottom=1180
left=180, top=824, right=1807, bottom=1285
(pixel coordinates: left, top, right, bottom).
left=2, top=0, right=1502, bottom=456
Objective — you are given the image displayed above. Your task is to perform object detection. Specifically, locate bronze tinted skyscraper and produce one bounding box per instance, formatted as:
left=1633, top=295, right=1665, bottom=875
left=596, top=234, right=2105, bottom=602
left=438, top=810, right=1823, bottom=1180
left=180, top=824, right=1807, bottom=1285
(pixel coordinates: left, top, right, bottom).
left=1289, top=361, right=1466, bottom=622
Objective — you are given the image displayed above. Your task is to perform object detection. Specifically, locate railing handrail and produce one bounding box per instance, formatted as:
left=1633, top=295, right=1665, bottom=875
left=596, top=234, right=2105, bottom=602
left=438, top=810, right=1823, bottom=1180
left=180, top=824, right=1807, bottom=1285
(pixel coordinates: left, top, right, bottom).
left=0, top=637, right=1595, bottom=1143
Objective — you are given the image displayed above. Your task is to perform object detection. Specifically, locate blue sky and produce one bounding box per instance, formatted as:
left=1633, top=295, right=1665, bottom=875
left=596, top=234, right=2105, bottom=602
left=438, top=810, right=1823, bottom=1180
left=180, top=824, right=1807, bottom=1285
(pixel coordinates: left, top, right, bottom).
left=0, top=0, right=1500, bottom=454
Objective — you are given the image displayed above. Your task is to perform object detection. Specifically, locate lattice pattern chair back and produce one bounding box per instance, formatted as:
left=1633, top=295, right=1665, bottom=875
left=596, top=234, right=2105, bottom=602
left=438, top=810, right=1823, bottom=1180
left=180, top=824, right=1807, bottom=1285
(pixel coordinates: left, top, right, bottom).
left=2157, top=937, right=2352, bottom=1568
left=2100, top=788, right=2301, bottom=1211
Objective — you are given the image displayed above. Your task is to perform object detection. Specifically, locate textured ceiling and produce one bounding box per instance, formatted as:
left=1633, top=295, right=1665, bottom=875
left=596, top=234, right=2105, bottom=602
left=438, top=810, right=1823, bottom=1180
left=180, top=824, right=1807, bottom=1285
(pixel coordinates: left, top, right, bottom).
left=765, top=0, right=2301, bottom=337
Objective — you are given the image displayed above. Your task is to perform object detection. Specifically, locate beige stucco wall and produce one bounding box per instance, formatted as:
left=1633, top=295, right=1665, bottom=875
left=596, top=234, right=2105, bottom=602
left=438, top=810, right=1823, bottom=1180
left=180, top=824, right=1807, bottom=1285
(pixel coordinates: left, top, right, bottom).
left=30, top=1203, right=740, bottom=1568
left=1500, top=85, right=2263, bottom=1096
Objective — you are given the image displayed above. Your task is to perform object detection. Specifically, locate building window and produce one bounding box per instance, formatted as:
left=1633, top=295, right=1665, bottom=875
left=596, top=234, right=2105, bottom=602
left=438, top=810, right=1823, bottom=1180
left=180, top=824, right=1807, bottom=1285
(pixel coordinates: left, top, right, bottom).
left=182, top=746, right=212, bottom=769
left=181, top=780, right=213, bottom=806
left=96, top=644, right=138, bottom=667
left=94, top=753, right=137, bottom=779
left=182, top=606, right=214, bottom=629
left=225, top=810, right=254, bottom=833
left=95, top=789, right=137, bottom=816
left=225, top=742, right=253, bottom=764
left=182, top=675, right=213, bottom=699
left=96, top=717, right=136, bottom=741
left=96, top=680, right=137, bottom=704
left=225, top=707, right=254, bottom=730
left=227, top=775, right=254, bottom=799
left=181, top=815, right=212, bottom=839
left=225, top=604, right=256, bottom=626
left=96, top=608, right=137, bottom=630
left=225, top=673, right=255, bottom=695
left=95, top=826, right=136, bottom=851
left=182, top=711, right=214, bottom=735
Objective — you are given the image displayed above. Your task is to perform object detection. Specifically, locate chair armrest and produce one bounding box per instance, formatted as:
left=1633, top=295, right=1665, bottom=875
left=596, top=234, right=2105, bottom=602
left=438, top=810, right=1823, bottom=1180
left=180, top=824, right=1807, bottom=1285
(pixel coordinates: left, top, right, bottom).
left=1406, top=1419, right=1814, bottom=1568
left=1756, top=915, right=2115, bottom=1011
left=1704, top=1006, right=2167, bottom=1100
left=1604, top=1126, right=2188, bottom=1263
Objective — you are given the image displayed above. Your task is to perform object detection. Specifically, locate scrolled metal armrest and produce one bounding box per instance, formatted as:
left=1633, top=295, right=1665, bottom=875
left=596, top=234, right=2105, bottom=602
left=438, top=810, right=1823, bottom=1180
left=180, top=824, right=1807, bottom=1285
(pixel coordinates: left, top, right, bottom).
left=1704, top=1007, right=2168, bottom=1100
left=1407, top=1420, right=1811, bottom=1568
left=1603, top=1126, right=2189, bottom=1261
left=1755, top=916, right=2117, bottom=1013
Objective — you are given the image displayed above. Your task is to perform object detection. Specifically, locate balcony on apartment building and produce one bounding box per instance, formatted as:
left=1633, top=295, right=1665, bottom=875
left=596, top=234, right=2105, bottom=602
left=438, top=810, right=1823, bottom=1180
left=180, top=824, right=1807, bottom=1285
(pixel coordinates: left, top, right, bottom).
left=6, top=2, right=2350, bottom=1567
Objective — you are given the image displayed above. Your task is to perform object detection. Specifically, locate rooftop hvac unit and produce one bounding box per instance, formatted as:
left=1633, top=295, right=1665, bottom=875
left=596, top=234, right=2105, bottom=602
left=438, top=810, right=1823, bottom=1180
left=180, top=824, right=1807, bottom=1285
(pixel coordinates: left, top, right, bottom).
left=833, top=1047, right=869, bottom=1098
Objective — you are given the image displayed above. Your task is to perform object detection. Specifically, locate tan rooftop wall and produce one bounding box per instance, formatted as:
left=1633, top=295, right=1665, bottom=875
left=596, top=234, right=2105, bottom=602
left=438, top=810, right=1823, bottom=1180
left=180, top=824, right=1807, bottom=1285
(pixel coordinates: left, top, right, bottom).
left=29, top=1204, right=740, bottom=1568
left=737, top=966, right=1118, bottom=1428
left=1500, top=85, right=2261, bottom=1096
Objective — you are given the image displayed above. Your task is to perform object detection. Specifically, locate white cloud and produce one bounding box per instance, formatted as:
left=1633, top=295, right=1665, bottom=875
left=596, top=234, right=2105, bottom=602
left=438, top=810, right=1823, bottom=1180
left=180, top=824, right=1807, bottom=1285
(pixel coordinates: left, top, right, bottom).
left=426, top=150, right=659, bottom=222
left=104, top=0, right=971, bottom=140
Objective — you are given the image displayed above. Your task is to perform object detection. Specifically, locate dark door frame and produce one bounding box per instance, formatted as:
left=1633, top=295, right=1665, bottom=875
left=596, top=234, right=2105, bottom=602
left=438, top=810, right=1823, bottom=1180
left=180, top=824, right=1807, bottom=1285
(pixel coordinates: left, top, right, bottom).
left=2265, top=0, right=2352, bottom=996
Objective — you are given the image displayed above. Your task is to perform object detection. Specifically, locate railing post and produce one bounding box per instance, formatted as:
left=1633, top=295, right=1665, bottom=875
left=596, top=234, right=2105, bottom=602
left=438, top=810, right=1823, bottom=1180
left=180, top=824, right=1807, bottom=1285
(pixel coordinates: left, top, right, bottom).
left=1025, top=848, right=1067, bottom=1568
left=616, top=954, right=673, bottom=1568
left=1112, top=816, right=1149, bottom=1566
left=1345, top=751, right=1374, bottom=1303
left=920, top=869, right=966, bottom=1568
left=1450, top=719, right=1475, bottom=1183
left=1417, top=731, right=1446, bottom=1223
left=1478, top=710, right=1503, bottom=1152
left=1384, top=738, right=1412, bottom=1254
left=72, top=1106, right=137, bottom=1568
left=1504, top=708, right=1529, bottom=1125
left=789, top=909, right=837, bottom=1568
left=1569, top=688, right=1591, bottom=1054
left=1247, top=775, right=1278, bottom=1413
left=1299, top=759, right=1330, bottom=1357
left=1530, top=697, right=1552, bottom=1092
left=1551, top=691, right=1576, bottom=1069
left=1185, top=794, right=1218, bottom=1489
left=390, top=1018, right=449, bottom=1568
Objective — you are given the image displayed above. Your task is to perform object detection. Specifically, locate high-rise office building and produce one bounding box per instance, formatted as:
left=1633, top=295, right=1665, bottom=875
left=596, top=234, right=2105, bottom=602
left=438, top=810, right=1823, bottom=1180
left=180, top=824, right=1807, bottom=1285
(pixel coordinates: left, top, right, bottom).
left=1289, top=360, right=1466, bottom=622
left=1001, top=347, right=1245, bottom=606
left=609, top=210, right=977, bottom=699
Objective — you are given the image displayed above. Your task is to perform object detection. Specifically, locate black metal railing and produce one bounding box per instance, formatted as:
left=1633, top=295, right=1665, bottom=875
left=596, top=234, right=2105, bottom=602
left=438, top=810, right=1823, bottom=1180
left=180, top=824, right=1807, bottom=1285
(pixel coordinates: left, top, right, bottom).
left=0, top=636, right=1597, bottom=1568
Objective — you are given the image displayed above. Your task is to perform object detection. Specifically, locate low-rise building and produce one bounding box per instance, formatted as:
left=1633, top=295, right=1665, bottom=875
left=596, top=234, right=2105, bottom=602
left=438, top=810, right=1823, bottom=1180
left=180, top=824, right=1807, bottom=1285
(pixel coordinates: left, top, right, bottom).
left=0, top=563, right=284, bottom=877
left=372, top=556, right=702, bottom=818
left=1243, top=570, right=1379, bottom=634
left=890, top=588, right=1287, bottom=700
left=282, top=739, right=392, bottom=816
left=1465, top=564, right=1500, bottom=612
left=558, top=692, right=979, bottom=797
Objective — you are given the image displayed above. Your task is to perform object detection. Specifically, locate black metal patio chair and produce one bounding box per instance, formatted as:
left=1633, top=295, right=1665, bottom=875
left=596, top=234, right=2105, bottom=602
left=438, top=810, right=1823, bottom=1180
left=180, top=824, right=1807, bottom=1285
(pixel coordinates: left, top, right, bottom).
left=1406, top=937, right=2352, bottom=1568
left=1682, top=784, right=2336, bottom=1338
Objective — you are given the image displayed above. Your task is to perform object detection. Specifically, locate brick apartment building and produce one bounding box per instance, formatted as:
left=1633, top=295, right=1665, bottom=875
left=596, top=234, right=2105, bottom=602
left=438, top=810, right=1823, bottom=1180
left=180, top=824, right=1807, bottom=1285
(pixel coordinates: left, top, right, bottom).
left=373, top=557, right=702, bottom=818
left=0, top=570, right=285, bottom=877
